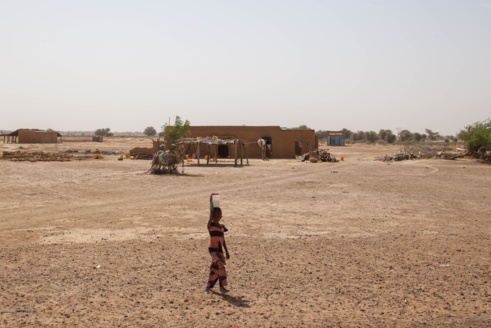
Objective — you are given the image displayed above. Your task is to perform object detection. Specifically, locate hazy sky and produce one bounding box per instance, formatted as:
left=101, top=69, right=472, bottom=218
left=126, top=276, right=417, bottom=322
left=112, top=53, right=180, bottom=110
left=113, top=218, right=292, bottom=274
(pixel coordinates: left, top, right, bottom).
left=1, top=0, right=490, bottom=135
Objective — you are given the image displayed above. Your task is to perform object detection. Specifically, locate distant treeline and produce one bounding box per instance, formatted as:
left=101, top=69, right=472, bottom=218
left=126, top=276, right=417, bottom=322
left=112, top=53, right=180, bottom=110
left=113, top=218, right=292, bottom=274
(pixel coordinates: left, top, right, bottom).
left=316, top=128, right=458, bottom=145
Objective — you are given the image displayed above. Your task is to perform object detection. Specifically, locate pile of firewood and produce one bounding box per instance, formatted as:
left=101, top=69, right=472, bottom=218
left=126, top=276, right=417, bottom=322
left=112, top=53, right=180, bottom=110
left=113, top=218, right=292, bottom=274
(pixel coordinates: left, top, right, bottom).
left=318, top=150, right=339, bottom=162
left=382, top=149, right=464, bottom=162
left=1, top=151, right=73, bottom=162
left=300, top=149, right=338, bottom=163
left=382, top=150, right=421, bottom=162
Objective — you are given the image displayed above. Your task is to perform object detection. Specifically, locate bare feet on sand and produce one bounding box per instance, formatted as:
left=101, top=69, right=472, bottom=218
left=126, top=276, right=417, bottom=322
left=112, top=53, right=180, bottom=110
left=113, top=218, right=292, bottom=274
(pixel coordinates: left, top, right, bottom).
left=219, top=283, right=229, bottom=293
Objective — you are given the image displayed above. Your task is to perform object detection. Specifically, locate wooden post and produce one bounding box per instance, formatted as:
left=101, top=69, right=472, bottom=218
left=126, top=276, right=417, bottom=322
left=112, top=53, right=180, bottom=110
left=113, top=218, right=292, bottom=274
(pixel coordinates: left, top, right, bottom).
left=240, top=139, right=243, bottom=166
left=244, top=143, right=249, bottom=165
left=197, top=141, right=200, bottom=165
left=186, top=144, right=191, bottom=159
left=234, top=140, right=238, bottom=167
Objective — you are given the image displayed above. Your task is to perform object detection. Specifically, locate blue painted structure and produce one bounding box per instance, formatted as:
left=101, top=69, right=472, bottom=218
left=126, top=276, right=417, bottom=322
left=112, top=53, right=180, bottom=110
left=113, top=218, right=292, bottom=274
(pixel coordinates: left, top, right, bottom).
left=326, top=131, right=345, bottom=146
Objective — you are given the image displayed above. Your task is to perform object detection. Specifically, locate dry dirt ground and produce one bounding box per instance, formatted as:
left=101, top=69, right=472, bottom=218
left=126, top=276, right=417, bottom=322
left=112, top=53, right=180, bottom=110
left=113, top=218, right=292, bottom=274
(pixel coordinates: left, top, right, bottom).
left=1, top=138, right=490, bottom=327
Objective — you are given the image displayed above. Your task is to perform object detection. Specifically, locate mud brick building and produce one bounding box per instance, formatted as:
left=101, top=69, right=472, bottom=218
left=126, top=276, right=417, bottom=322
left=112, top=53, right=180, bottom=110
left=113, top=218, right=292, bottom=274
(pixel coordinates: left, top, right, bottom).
left=187, top=126, right=318, bottom=159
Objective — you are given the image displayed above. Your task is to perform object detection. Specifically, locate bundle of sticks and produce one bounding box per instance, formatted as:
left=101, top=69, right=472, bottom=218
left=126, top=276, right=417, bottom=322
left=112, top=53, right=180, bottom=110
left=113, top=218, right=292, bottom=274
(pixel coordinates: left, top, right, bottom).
left=300, top=149, right=338, bottom=162
left=382, top=149, right=464, bottom=162
left=1, top=151, right=73, bottom=162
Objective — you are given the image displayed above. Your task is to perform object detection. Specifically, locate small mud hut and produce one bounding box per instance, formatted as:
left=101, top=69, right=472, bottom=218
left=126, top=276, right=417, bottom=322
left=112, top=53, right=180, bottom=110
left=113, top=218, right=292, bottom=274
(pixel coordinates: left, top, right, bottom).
left=2, top=129, right=62, bottom=144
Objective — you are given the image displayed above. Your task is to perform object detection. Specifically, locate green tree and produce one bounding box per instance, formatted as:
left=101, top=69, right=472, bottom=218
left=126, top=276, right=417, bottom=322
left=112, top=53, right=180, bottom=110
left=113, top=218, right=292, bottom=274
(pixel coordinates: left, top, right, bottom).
left=290, top=125, right=311, bottom=130
left=386, top=131, right=396, bottom=143
left=162, top=116, right=191, bottom=149
left=399, top=129, right=413, bottom=142
left=353, top=131, right=366, bottom=141
left=342, top=128, right=353, bottom=139
left=316, top=130, right=327, bottom=140
left=425, top=129, right=440, bottom=141
left=412, top=132, right=423, bottom=142
left=365, top=131, right=379, bottom=143
left=379, top=129, right=396, bottom=143
left=95, top=128, right=113, bottom=137
left=458, top=119, right=491, bottom=158
left=143, top=126, right=157, bottom=136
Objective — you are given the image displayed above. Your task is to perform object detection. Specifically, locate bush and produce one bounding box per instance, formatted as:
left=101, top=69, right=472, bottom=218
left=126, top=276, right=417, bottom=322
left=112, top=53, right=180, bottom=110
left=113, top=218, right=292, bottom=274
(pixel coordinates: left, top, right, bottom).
left=143, top=126, right=157, bottom=136
left=379, top=129, right=396, bottom=143
left=290, top=125, right=311, bottom=130
left=459, top=119, right=491, bottom=158
left=365, top=131, right=379, bottom=143
left=342, top=128, right=353, bottom=139
left=316, top=130, right=327, bottom=141
left=95, top=128, right=113, bottom=137
left=412, top=132, right=423, bottom=142
left=399, top=130, right=413, bottom=142
left=353, top=131, right=366, bottom=141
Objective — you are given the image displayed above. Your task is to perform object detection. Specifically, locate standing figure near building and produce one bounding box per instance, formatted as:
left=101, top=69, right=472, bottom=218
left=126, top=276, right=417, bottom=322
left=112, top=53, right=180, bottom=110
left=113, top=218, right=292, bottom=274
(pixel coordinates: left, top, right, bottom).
left=206, top=207, right=230, bottom=293
left=266, top=143, right=272, bottom=159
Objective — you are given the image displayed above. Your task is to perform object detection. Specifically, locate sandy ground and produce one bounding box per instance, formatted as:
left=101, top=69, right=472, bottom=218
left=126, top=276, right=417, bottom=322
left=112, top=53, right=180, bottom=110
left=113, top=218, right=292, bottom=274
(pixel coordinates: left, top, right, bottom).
left=0, top=138, right=490, bottom=327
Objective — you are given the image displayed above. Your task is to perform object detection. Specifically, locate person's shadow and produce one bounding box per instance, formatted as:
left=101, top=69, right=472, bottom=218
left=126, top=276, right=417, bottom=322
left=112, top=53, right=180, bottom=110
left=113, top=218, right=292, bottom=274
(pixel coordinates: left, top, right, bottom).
left=212, top=292, right=251, bottom=308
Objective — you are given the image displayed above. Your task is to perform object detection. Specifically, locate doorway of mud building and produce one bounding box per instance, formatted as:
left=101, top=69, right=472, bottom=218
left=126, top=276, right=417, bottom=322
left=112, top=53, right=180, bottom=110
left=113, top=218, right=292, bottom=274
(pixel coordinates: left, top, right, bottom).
left=295, top=141, right=303, bottom=156
left=218, top=145, right=229, bottom=158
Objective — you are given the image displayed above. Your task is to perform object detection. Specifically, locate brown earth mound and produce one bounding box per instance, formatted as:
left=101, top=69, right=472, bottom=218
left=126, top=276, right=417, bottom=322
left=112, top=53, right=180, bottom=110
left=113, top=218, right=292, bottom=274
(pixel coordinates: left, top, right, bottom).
left=1, top=151, right=73, bottom=162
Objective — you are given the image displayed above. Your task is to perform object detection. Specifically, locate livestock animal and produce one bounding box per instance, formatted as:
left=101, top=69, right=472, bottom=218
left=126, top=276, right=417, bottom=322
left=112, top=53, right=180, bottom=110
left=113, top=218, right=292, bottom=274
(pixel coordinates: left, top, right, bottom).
left=256, top=138, right=272, bottom=160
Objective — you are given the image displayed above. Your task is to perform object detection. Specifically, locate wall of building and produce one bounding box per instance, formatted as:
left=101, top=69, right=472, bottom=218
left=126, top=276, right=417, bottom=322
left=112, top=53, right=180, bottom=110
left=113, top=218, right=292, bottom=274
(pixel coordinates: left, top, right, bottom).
left=187, top=126, right=318, bottom=159
left=130, top=139, right=164, bottom=154
left=18, top=130, right=58, bottom=144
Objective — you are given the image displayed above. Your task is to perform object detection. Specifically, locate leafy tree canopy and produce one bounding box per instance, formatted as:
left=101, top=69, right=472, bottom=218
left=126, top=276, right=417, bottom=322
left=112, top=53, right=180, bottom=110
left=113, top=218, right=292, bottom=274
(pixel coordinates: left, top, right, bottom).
left=458, top=119, right=491, bottom=156
left=425, top=129, right=440, bottom=141
left=95, top=128, right=113, bottom=137
left=365, top=131, right=379, bottom=143
left=143, top=126, right=157, bottom=136
left=289, top=125, right=311, bottom=130
left=399, top=129, right=413, bottom=142
left=379, top=129, right=396, bottom=143
left=162, top=116, right=190, bottom=149
left=342, top=128, right=353, bottom=139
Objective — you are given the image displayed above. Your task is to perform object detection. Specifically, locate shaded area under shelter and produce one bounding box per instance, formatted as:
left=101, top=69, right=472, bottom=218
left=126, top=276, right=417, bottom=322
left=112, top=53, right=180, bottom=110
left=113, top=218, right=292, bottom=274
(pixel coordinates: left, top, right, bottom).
left=177, top=137, right=249, bottom=167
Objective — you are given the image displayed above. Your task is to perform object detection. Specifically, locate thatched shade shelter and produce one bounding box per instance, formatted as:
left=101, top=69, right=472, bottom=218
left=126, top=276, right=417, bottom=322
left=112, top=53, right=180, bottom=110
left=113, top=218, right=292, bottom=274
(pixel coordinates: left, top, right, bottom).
left=177, top=137, right=249, bottom=167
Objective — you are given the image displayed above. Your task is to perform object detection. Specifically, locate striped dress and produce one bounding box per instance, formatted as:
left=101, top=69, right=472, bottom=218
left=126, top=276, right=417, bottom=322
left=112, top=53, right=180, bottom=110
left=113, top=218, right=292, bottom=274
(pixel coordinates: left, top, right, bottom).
left=207, top=223, right=228, bottom=288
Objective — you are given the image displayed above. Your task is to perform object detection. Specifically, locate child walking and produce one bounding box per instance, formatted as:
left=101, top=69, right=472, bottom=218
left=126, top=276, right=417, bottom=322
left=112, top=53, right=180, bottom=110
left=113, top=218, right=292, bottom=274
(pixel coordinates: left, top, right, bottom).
left=206, top=207, right=230, bottom=293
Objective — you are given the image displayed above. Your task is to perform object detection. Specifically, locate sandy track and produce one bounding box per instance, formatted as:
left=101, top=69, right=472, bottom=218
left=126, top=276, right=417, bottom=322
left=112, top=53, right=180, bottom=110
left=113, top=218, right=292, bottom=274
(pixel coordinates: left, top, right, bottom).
left=1, top=141, right=490, bottom=327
